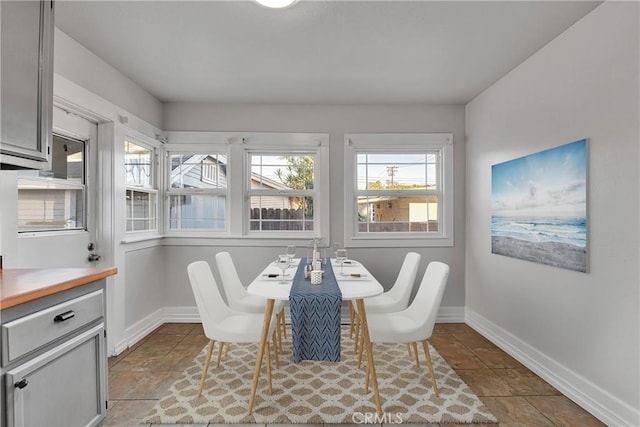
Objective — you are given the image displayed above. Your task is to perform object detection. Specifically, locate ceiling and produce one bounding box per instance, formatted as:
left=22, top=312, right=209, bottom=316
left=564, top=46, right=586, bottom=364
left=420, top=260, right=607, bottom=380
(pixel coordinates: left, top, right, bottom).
left=56, top=1, right=600, bottom=105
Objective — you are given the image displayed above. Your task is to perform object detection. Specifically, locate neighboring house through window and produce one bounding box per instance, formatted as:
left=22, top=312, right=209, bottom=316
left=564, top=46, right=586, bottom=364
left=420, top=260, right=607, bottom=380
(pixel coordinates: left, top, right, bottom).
left=17, top=134, right=86, bottom=232
left=167, top=152, right=227, bottom=231
left=124, top=138, right=158, bottom=232
left=163, top=132, right=329, bottom=242
left=344, top=133, right=454, bottom=247
left=248, top=153, right=316, bottom=232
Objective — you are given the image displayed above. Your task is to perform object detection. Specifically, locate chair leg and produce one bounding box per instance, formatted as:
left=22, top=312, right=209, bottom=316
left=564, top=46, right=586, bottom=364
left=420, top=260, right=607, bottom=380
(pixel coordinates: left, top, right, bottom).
left=266, top=341, right=273, bottom=394
left=357, top=328, right=365, bottom=369
left=216, top=341, right=225, bottom=368
left=406, top=343, right=412, bottom=358
left=280, top=309, right=287, bottom=339
left=275, top=317, right=282, bottom=353
left=272, top=330, right=280, bottom=369
left=421, top=339, right=439, bottom=397
left=348, top=301, right=355, bottom=338
left=224, top=342, right=230, bottom=358
left=354, top=315, right=361, bottom=353
left=364, top=343, right=372, bottom=392
left=412, top=342, right=420, bottom=368
left=198, top=339, right=215, bottom=397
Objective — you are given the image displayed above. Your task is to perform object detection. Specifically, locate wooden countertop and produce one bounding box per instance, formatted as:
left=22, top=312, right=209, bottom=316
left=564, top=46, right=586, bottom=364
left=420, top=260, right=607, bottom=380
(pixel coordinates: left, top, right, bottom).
left=0, top=267, right=117, bottom=309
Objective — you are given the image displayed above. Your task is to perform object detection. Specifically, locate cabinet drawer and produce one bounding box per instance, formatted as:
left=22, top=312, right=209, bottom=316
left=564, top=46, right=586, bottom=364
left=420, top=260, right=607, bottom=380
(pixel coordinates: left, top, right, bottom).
left=2, top=290, right=103, bottom=365
left=5, top=323, right=107, bottom=427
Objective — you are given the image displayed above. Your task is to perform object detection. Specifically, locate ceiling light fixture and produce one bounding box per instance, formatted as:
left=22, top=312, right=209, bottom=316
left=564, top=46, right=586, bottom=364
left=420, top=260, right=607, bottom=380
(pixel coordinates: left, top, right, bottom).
left=254, top=0, right=298, bottom=9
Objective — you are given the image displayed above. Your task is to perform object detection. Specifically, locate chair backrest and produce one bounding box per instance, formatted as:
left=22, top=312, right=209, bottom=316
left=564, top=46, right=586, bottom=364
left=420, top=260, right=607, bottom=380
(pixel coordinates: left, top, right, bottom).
left=385, top=252, right=421, bottom=308
left=404, top=261, right=450, bottom=338
left=187, top=261, right=233, bottom=339
left=215, top=251, right=248, bottom=310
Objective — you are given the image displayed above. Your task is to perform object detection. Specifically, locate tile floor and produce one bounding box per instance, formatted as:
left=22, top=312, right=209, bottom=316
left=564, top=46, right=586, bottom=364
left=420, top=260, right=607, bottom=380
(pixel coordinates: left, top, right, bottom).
left=101, top=322, right=605, bottom=427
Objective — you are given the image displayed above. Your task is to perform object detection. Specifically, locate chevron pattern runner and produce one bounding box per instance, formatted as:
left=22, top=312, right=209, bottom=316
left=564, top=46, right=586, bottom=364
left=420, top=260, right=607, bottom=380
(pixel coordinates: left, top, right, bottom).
left=289, top=258, right=342, bottom=362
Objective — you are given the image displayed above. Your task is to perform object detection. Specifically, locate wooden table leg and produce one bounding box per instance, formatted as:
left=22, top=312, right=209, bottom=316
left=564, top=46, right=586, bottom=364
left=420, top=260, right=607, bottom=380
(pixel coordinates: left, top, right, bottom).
left=356, top=298, right=383, bottom=416
left=347, top=300, right=355, bottom=338
left=247, top=298, right=275, bottom=415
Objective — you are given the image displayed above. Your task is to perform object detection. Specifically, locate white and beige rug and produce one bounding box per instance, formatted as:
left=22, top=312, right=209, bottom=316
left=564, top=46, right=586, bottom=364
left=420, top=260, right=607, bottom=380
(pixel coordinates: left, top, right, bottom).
left=143, top=330, right=497, bottom=424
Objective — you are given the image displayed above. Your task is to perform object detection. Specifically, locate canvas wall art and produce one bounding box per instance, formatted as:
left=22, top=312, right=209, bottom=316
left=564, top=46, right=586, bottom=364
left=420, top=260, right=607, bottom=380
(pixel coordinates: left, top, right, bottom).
left=491, top=139, right=587, bottom=272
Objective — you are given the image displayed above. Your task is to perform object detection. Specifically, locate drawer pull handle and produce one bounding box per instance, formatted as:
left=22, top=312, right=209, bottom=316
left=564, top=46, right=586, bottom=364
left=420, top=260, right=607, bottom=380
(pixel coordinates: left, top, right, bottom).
left=15, top=379, right=28, bottom=389
left=54, top=310, right=75, bottom=322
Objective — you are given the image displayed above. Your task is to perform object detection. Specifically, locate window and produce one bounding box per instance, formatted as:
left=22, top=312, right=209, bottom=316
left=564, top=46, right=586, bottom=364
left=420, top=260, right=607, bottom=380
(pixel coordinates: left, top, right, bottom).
left=345, top=133, right=453, bottom=247
left=124, top=139, right=158, bottom=232
left=163, top=132, right=329, bottom=242
left=17, top=135, right=86, bottom=232
left=248, top=153, right=315, bottom=232
left=167, top=152, right=227, bottom=231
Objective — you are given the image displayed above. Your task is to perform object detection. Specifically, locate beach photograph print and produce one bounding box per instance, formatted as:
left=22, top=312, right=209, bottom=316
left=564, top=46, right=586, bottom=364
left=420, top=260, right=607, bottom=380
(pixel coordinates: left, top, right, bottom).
left=491, top=139, right=587, bottom=273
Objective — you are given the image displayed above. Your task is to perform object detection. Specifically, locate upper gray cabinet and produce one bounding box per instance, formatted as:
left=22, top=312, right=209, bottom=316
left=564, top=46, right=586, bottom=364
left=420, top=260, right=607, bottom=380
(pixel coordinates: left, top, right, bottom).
left=0, top=0, right=54, bottom=170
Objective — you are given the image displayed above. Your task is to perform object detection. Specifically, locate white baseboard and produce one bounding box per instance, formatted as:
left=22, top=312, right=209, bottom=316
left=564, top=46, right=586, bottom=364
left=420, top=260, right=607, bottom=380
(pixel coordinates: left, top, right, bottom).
left=122, top=308, right=165, bottom=350
left=119, top=305, right=465, bottom=355
left=163, top=306, right=200, bottom=322
left=465, top=308, right=639, bottom=427
left=436, top=306, right=465, bottom=323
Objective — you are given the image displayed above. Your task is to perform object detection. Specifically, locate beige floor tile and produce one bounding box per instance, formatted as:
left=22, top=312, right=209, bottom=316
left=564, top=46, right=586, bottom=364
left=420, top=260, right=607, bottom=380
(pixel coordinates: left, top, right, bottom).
left=103, top=323, right=601, bottom=426
left=436, top=347, right=488, bottom=370
left=494, top=368, right=560, bottom=396
left=158, top=349, right=203, bottom=371
left=433, top=323, right=476, bottom=335
left=449, top=332, right=496, bottom=350
left=482, top=396, right=555, bottom=426
left=179, top=333, right=211, bottom=347
left=109, top=349, right=169, bottom=372
left=526, top=395, right=606, bottom=427
left=189, top=323, right=206, bottom=336
left=153, top=323, right=197, bottom=335
left=440, top=424, right=498, bottom=427
left=122, top=370, right=184, bottom=399
left=99, top=399, right=156, bottom=426
left=108, top=370, right=144, bottom=399
left=471, top=347, right=526, bottom=369
left=456, top=369, right=514, bottom=396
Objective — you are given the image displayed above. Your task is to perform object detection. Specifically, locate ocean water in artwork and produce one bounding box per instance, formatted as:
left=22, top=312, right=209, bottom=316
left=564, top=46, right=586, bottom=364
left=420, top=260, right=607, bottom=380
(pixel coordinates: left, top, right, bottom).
left=491, top=139, right=587, bottom=272
left=491, top=216, right=586, bottom=248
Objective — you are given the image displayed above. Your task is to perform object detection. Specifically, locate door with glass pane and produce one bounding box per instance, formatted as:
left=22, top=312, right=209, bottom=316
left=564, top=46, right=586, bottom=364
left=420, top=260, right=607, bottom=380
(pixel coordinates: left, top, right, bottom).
left=14, top=106, right=99, bottom=267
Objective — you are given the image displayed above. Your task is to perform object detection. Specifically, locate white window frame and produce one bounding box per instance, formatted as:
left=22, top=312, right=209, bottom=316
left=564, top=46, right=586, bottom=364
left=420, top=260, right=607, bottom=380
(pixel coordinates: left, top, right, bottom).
left=246, top=149, right=318, bottom=237
left=123, top=133, right=160, bottom=236
left=161, top=132, right=330, bottom=245
left=241, top=134, right=329, bottom=242
left=344, top=133, right=454, bottom=248
left=17, top=133, right=87, bottom=234
left=164, top=143, right=230, bottom=236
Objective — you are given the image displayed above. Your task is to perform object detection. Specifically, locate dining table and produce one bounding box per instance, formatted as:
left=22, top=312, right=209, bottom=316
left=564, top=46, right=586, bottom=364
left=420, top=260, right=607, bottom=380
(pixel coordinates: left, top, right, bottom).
left=246, top=257, right=384, bottom=416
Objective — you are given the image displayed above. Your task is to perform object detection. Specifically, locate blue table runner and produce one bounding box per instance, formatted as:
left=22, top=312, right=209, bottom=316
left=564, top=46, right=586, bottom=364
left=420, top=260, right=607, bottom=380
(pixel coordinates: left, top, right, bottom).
left=289, top=258, right=342, bottom=363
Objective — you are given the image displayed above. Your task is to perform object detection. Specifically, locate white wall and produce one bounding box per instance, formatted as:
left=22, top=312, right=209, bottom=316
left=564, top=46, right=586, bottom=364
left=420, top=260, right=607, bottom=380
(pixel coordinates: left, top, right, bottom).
left=124, top=246, right=165, bottom=330
left=54, top=29, right=163, bottom=129
left=163, top=104, right=466, bottom=317
left=465, top=3, right=639, bottom=426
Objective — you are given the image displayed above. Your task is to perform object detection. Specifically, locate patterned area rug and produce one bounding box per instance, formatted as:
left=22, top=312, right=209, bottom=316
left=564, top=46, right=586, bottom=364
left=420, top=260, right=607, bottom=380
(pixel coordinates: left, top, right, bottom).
left=143, top=329, right=497, bottom=424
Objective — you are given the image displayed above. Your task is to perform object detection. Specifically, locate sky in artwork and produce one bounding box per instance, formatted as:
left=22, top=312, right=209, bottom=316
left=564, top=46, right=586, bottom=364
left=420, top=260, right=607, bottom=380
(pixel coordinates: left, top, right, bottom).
left=492, top=139, right=587, bottom=217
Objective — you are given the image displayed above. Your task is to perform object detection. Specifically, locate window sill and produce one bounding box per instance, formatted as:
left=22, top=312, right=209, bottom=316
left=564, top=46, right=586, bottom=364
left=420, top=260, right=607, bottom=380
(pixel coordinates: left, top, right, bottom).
left=18, top=229, right=88, bottom=238
left=346, top=235, right=454, bottom=248
left=121, top=233, right=164, bottom=244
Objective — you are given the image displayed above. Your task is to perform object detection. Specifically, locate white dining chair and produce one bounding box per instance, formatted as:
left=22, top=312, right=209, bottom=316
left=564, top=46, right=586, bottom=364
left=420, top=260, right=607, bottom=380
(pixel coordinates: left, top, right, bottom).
left=215, top=251, right=287, bottom=352
left=188, top=260, right=279, bottom=397
left=350, top=252, right=420, bottom=357
left=362, top=261, right=450, bottom=397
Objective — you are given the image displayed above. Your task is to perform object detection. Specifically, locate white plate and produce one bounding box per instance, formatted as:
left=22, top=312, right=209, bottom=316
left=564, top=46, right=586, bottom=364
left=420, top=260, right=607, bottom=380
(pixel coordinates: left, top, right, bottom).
left=331, top=260, right=359, bottom=267
left=337, top=273, right=369, bottom=281
left=262, top=273, right=291, bottom=279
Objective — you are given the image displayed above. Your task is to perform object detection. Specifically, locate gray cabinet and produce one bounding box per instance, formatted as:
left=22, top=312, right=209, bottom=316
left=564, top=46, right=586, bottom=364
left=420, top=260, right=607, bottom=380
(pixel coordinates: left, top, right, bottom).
left=1, top=282, right=107, bottom=427
left=0, top=0, right=54, bottom=170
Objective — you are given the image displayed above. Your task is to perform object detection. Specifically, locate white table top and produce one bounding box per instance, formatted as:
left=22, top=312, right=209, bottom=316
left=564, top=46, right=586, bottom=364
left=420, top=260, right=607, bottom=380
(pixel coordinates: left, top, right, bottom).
left=247, top=258, right=383, bottom=301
